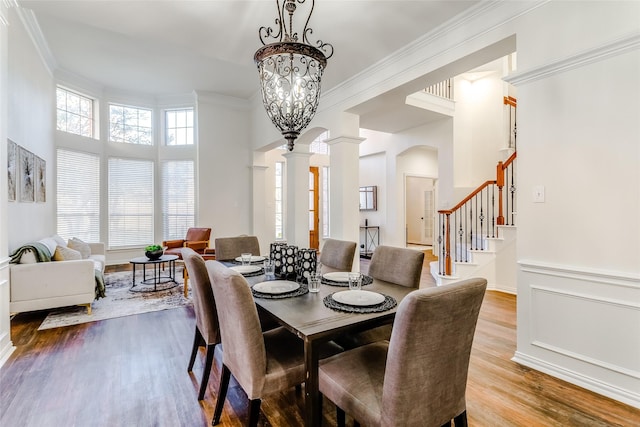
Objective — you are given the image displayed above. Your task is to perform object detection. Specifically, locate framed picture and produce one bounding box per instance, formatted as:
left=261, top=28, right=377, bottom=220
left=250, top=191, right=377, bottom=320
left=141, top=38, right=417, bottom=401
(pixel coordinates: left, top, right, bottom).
left=7, top=139, right=16, bottom=202
left=19, top=146, right=34, bottom=202
left=36, top=155, right=46, bottom=202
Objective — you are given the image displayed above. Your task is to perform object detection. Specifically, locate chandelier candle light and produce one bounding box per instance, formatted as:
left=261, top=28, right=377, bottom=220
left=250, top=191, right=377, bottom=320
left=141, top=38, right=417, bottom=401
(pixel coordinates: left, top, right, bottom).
left=254, top=0, right=333, bottom=151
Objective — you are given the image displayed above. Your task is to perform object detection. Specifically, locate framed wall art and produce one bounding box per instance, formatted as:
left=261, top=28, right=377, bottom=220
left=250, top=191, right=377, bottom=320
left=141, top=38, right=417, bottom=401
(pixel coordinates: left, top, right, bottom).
left=19, top=146, right=34, bottom=202
left=36, top=155, right=46, bottom=202
left=7, top=138, right=16, bottom=202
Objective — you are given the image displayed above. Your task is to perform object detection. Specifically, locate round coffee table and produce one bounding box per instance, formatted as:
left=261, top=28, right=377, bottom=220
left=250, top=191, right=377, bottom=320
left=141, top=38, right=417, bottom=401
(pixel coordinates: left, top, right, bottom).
left=130, top=254, right=179, bottom=292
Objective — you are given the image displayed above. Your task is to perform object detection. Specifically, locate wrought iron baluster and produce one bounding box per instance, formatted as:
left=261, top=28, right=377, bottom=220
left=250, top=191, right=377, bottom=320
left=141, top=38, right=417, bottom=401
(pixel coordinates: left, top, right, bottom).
left=479, top=188, right=485, bottom=250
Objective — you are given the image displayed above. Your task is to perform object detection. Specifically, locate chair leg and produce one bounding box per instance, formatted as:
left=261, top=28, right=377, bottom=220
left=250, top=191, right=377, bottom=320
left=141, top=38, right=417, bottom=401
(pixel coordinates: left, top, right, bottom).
left=188, top=327, right=203, bottom=372
left=336, top=406, right=346, bottom=427
left=354, top=421, right=360, bottom=427
left=198, top=344, right=216, bottom=400
left=248, top=398, right=262, bottom=427
left=453, top=411, right=468, bottom=427
left=212, top=364, right=231, bottom=426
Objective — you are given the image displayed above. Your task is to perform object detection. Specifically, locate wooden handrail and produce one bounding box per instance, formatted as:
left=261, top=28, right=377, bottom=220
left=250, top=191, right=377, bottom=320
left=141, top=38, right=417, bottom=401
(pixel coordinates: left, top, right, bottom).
left=438, top=151, right=517, bottom=276
left=438, top=180, right=496, bottom=215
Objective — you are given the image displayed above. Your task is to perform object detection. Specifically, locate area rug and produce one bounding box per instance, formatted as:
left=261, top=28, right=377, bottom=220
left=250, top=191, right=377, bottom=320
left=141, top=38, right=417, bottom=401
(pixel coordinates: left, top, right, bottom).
left=38, top=268, right=192, bottom=330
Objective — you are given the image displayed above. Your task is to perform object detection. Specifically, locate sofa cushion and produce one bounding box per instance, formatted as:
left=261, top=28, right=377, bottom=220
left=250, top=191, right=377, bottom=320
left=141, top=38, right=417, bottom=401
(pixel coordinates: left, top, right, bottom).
left=53, top=245, right=82, bottom=261
left=68, top=238, right=91, bottom=259
left=52, top=234, right=67, bottom=247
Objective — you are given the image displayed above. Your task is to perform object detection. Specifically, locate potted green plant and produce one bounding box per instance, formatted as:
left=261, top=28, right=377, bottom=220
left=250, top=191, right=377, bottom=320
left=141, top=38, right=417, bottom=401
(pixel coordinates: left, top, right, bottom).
left=145, top=244, right=164, bottom=260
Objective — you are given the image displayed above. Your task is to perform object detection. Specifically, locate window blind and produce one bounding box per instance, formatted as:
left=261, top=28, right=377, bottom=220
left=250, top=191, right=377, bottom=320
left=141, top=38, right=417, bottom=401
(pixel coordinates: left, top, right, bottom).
left=56, top=149, right=100, bottom=242
left=162, top=160, right=195, bottom=240
left=108, top=158, right=154, bottom=247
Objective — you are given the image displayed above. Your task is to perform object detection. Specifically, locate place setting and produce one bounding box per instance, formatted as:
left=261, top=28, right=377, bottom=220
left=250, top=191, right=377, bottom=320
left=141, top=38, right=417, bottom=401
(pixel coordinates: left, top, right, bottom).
left=229, top=253, right=267, bottom=277
left=323, top=272, right=397, bottom=313
left=321, top=271, right=374, bottom=287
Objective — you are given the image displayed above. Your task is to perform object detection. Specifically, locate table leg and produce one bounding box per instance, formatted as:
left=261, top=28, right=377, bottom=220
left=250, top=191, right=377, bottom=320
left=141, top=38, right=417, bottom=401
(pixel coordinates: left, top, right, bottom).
left=304, top=339, right=321, bottom=427
left=132, top=264, right=136, bottom=288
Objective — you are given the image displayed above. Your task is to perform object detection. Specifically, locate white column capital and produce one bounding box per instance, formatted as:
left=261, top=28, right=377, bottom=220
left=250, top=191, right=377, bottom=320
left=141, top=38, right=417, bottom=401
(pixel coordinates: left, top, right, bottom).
left=282, top=151, right=313, bottom=160
left=251, top=164, right=269, bottom=171
left=326, top=135, right=366, bottom=146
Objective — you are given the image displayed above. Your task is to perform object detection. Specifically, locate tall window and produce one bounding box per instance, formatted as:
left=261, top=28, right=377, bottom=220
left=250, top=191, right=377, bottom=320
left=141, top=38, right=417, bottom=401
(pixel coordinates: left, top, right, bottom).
left=165, top=108, right=194, bottom=145
left=322, top=166, right=330, bottom=237
left=56, top=149, right=100, bottom=242
left=162, top=160, right=195, bottom=240
left=108, top=158, right=154, bottom=247
left=56, top=87, right=94, bottom=138
left=275, top=162, right=284, bottom=240
left=310, top=130, right=330, bottom=154
left=109, top=104, right=153, bottom=145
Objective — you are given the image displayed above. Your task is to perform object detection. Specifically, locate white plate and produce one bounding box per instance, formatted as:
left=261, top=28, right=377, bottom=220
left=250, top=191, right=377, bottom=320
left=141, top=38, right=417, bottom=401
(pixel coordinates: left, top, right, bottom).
left=253, top=280, right=300, bottom=294
left=332, top=290, right=385, bottom=307
left=323, top=272, right=350, bottom=282
left=234, top=255, right=265, bottom=263
left=230, top=265, right=262, bottom=274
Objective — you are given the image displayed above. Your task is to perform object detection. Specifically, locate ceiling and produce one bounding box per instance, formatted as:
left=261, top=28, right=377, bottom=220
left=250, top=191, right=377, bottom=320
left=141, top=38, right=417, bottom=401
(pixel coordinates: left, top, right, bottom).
left=18, top=0, right=480, bottom=100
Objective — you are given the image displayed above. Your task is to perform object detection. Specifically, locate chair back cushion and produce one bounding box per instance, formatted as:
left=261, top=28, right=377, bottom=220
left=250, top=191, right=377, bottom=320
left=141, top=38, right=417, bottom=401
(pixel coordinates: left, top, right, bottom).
left=367, top=246, right=424, bottom=288
left=382, top=278, right=487, bottom=427
left=319, top=239, right=357, bottom=272
left=206, top=260, right=267, bottom=397
left=182, top=248, right=219, bottom=345
left=214, top=236, right=260, bottom=261
left=185, top=227, right=211, bottom=242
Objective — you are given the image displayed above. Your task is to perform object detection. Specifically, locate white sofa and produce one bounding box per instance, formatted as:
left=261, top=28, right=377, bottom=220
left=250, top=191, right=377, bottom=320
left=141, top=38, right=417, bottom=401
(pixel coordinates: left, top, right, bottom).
left=9, top=242, right=106, bottom=314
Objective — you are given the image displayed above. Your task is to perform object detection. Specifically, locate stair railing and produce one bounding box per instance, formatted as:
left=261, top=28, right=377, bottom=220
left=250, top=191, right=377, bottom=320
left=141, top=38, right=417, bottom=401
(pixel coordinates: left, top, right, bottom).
left=437, top=152, right=517, bottom=276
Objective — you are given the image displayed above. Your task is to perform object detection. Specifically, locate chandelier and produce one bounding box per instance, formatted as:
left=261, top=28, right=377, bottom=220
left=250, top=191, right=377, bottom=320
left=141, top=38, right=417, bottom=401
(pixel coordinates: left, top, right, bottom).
left=254, top=0, right=333, bottom=151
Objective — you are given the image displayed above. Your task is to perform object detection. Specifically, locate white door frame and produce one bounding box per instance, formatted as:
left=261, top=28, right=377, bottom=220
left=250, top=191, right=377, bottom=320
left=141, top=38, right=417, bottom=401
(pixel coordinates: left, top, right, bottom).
left=403, top=173, right=437, bottom=247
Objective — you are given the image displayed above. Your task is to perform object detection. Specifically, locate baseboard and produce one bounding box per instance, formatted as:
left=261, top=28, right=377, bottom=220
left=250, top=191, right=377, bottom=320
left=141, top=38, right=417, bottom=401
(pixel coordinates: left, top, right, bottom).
left=512, top=351, right=640, bottom=409
left=487, top=283, right=517, bottom=295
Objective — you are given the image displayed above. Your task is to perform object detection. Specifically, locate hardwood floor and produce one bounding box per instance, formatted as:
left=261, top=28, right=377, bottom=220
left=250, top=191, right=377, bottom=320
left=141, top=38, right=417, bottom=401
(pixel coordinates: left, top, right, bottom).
left=1, top=261, right=639, bottom=427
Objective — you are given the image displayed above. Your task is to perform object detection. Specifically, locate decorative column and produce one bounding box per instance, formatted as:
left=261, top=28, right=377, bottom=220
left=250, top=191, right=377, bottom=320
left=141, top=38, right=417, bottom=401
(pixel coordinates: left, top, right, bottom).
left=282, top=142, right=312, bottom=248
left=251, top=158, right=269, bottom=251
left=327, top=135, right=365, bottom=268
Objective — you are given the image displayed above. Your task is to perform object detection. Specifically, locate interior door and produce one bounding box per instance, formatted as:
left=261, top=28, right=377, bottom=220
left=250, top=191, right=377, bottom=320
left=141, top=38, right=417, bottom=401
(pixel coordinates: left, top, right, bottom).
left=309, top=167, right=319, bottom=250
left=405, top=176, right=434, bottom=246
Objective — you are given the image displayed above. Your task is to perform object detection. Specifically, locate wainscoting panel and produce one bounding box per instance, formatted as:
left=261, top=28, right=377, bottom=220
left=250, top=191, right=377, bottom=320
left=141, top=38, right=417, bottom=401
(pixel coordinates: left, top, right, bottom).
left=0, top=257, right=15, bottom=368
left=516, top=260, right=640, bottom=408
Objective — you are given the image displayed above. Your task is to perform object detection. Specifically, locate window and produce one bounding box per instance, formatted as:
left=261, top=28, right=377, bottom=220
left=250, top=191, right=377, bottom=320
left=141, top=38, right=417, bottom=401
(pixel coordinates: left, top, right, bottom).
left=165, top=108, right=194, bottom=145
left=275, top=161, right=284, bottom=239
left=56, top=149, right=100, bottom=242
left=109, top=104, right=153, bottom=145
left=162, top=160, right=195, bottom=240
left=108, top=158, right=154, bottom=247
left=56, top=87, right=94, bottom=138
left=310, top=130, right=330, bottom=154
left=322, top=166, right=330, bottom=237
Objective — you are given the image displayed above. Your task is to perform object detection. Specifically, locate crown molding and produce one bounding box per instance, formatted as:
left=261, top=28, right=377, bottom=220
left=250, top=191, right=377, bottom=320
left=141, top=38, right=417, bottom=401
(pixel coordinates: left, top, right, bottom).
left=15, top=5, right=56, bottom=76
left=505, top=32, right=640, bottom=86
left=321, top=0, right=547, bottom=112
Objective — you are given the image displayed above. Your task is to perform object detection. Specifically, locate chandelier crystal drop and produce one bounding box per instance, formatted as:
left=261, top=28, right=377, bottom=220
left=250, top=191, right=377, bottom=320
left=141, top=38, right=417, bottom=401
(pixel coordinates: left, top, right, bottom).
left=254, top=0, right=333, bottom=151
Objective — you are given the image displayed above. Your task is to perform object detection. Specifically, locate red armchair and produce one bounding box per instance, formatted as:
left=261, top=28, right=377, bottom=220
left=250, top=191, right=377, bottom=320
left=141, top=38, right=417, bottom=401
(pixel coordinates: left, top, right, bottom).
left=163, top=228, right=212, bottom=259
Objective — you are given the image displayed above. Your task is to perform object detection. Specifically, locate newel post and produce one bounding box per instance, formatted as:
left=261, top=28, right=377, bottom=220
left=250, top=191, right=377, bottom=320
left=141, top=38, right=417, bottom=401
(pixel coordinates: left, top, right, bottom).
left=496, top=161, right=505, bottom=225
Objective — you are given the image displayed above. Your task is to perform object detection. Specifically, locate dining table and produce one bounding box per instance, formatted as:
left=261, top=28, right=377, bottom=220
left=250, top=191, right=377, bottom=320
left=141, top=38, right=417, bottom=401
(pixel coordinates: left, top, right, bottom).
left=240, top=268, right=415, bottom=427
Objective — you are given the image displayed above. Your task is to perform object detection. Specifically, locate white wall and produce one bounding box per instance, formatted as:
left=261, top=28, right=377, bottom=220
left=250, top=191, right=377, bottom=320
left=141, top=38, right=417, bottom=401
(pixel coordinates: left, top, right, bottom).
left=0, top=1, right=15, bottom=368
left=196, top=93, right=253, bottom=243
left=7, top=7, right=55, bottom=250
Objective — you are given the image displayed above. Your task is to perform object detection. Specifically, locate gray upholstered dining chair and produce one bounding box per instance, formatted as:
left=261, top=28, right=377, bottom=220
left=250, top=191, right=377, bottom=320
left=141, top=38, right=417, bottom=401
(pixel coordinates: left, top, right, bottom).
left=206, top=260, right=341, bottom=426
left=214, top=235, right=261, bottom=261
left=182, top=248, right=220, bottom=401
left=319, top=238, right=358, bottom=273
left=319, top=278, right=487, bottom=427
left=367, top=245, right=425, bottom=288
left=337, top=245, right=425, bottom=350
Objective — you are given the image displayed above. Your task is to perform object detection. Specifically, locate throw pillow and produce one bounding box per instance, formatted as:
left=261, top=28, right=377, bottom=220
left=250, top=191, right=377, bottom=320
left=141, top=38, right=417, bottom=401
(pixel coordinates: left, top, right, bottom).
left=53, top=245, right=82, bottom=261
left=51, top=234, right=67, bottom=247
left=37, top=237, right=58, bottom=257
left=67, top=238, right=91, bottom=259
left=18, top=249, right=38, bottom=264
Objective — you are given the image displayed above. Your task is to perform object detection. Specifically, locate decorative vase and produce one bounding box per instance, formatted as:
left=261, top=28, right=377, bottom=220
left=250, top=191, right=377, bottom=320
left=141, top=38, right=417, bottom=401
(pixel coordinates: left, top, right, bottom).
left=296, top=248, right=317, bottom=284
left=270, top=242, right=288, bottom=276
left=279, top=245, right=298, bottom=280
left=145, top=250, right=163, bottom=260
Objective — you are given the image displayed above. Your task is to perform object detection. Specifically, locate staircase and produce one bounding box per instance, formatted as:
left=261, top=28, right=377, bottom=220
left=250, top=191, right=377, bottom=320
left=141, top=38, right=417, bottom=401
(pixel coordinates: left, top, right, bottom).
left=432, top=150, right=518, bottom=294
